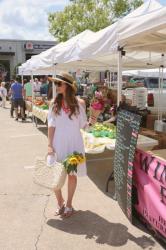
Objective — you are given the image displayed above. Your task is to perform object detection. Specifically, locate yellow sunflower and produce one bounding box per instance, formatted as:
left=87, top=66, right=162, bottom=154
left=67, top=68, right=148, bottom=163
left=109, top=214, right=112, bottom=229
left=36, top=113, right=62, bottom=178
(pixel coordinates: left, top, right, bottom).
left=68, top=157, right=79, bottom=165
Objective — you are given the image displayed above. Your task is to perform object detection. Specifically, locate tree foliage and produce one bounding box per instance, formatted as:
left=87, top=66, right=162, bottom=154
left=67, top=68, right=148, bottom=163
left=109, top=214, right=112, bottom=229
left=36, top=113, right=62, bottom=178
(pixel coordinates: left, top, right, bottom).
left=48, top=0, right=143, bottom=42
left=112, top=0, right=143, bottom=19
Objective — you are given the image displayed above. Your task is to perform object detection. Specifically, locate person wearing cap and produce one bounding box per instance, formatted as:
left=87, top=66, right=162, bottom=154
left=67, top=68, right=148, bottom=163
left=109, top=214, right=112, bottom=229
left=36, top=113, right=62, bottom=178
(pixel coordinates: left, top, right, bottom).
left=47, top=72, right=87, bottom=218
left=11, top=77, right=25, bottom=121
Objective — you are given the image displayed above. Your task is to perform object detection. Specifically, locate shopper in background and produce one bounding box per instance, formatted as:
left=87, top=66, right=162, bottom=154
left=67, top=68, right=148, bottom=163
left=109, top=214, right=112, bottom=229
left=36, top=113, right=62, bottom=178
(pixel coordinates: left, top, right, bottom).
left=0, top=82, right=7, bottom=108
left=0, top=84, right=2, bottom=105
left=47, top=79, right=53, bottom=100
left=24, top=79, right=32, bottom=99
left=11, top=77, right=25, bottom=121
left=33, top=78, right=41, bottom=93
left=40, top=76, right=48, bottom=96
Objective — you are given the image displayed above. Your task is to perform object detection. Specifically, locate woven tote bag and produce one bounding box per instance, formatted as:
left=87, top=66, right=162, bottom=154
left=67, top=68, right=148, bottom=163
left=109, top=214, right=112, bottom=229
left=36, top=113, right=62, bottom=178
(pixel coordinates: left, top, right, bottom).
left=33, top=155, right=67, bottom=190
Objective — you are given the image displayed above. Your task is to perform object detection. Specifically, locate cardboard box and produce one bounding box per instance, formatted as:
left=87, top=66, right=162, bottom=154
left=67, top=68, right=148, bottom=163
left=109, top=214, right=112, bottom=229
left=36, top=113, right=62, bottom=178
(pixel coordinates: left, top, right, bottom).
left=146, top=114, right=158, bottom=130
left=149, top=149, right=166, bottom=160
left=141, top=128, right=166, bottom=149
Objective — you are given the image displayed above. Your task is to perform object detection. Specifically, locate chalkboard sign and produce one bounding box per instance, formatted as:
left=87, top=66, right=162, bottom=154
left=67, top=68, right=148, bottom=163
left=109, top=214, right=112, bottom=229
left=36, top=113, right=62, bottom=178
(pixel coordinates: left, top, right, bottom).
left=114, top=110, right=141, bottom=222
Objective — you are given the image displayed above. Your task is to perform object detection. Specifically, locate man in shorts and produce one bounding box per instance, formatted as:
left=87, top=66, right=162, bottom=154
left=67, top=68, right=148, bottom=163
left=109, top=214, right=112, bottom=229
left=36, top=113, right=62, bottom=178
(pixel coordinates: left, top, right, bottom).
left=11, top=77, right=25, bottom=121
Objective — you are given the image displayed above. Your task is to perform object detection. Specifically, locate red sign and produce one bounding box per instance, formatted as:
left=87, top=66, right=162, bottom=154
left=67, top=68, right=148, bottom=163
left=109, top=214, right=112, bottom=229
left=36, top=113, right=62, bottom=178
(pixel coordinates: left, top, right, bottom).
left=25, top=42, right=33, bottom=50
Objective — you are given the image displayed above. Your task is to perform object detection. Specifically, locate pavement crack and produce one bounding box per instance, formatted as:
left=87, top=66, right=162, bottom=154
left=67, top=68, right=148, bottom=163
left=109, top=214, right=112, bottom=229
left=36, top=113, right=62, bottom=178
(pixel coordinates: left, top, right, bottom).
left=0, top=193, right=50, bottom=196
left=35, top=194, right=50, bottom=250
left=32, top=193, right=51, bottom=196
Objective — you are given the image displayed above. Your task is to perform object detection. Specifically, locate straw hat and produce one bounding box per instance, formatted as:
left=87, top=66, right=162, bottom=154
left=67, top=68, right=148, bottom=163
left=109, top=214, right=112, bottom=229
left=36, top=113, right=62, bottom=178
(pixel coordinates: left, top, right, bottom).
left=49, top=72, right=76, bottom=92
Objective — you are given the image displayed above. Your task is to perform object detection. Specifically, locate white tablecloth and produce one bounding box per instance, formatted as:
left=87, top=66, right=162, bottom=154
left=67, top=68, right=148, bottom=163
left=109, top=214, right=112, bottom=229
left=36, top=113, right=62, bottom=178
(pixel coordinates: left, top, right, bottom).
left=32, top=106, right=48, bottom=123
left=25, top=101, right=32, bottom=112
left=82, top=131, right=158, bottom=154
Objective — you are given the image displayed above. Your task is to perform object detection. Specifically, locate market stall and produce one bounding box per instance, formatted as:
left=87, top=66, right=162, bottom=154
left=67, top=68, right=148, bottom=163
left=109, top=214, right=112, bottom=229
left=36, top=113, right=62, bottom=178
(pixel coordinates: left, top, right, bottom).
left=24, top=89, right=49, bottom=126
left=82, top=127, right=158, bottom=154
left=25, top=100, right=33, bottom=113
left=29, top=96, right=49, bottom=126
left=32, top=104, right=49, bottom=125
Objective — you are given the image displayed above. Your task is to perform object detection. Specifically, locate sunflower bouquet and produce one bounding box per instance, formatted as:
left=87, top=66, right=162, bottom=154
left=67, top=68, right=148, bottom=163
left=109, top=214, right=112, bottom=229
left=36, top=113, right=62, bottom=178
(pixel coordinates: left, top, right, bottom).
left=63, top=151, right=86, bottom=175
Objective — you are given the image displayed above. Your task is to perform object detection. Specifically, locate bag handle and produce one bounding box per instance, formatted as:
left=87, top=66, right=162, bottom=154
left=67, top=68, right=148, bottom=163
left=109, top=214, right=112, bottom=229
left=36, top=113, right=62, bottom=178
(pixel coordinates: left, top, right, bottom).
left=45, top=152, right=58, bottom=165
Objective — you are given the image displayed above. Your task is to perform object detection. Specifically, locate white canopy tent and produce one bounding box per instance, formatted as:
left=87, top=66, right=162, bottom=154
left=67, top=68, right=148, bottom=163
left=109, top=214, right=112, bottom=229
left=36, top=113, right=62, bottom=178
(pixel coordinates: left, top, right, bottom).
left=18, top=30, right=95, bottom=75
left=19, top=0, right=166, bottom=74
left=55, top=0, right=166, bottom=124
left=18, top=30, right=96, bottom=100
left=60, top=0, right=166, bottom=103
left=59, top=0, right=166, bottom=63
left=118, top=0, right=166, bottom=52
left=19, top=0, right=166, bottom=106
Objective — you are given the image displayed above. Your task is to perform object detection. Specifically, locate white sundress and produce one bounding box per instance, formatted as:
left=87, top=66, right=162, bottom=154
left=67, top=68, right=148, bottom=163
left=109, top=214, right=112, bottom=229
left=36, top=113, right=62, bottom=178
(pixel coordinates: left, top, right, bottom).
left=48, top=102, right=87, bottom=177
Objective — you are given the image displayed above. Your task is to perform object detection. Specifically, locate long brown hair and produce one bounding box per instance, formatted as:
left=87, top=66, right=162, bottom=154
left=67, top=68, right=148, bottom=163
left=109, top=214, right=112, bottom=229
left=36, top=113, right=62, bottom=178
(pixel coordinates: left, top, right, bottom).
left=53, top=84, right=79, bottom=119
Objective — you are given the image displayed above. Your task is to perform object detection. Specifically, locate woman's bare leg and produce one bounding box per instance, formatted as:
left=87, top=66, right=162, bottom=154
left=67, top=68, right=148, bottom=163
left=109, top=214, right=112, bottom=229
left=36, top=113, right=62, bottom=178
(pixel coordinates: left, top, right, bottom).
left=54, top=189, right=64, bottom=207
left=66, top=175, right=77, bottom=208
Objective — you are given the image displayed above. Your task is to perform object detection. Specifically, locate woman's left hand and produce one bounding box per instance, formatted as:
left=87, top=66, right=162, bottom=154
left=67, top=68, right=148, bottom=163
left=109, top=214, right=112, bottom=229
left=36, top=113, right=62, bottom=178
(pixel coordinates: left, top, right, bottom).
left=48, top=145, right=54, bottom=155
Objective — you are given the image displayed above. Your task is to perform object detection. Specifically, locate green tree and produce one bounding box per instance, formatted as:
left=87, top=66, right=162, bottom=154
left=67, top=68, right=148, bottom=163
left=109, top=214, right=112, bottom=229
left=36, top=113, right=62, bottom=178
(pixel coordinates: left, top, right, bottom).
left=112, top=0, right=144, bottom=19
left=48, top=0, right=143, bottom=42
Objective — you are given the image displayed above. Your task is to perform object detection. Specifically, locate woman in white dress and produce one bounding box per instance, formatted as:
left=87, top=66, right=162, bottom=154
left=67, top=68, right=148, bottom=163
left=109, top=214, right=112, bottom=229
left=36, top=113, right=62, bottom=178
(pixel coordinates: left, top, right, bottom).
left=48, top=72, right=87, bottom=218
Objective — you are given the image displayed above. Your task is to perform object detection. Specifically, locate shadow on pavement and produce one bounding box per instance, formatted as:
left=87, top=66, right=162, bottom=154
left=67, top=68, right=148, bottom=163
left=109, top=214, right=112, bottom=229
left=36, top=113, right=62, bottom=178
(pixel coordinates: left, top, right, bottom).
left=0, top=107, right=10, bottom=109
left=47, top=210, right=155, bottom=248
left=37, top=126, right=48, bottom=136
left=86, top=150, right=115, bottom=198
left=20, top=120, right=33, bottom=124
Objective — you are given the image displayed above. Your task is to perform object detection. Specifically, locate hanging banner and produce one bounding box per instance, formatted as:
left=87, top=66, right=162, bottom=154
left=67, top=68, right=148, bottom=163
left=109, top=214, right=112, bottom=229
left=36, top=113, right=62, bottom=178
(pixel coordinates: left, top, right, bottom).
left=134, top=149, right=166, bottom=239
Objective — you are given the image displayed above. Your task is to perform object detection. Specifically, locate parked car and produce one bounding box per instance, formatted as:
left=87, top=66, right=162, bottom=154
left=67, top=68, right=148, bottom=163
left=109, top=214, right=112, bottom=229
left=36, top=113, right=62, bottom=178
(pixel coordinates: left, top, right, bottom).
left=131, top=77, right=166, bottom=114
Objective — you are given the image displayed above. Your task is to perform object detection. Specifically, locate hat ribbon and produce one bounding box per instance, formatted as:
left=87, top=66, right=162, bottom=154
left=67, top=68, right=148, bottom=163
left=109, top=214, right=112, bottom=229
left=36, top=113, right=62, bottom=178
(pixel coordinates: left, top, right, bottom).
left=56, top=75, right=73, bottom=85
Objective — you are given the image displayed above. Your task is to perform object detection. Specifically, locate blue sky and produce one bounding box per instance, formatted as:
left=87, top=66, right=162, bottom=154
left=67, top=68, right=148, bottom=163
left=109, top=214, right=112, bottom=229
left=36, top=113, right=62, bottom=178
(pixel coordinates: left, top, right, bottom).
left=0, top=0, right=165, bottom=41
left=0, top=0, right=70, bottom=41
left=160, top=0, right=166, bottom=5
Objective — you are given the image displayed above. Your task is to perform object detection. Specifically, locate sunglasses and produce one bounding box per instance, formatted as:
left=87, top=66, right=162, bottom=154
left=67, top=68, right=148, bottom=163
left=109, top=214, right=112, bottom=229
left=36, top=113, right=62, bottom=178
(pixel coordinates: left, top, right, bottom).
left=54, top=81, right=63, bottom=87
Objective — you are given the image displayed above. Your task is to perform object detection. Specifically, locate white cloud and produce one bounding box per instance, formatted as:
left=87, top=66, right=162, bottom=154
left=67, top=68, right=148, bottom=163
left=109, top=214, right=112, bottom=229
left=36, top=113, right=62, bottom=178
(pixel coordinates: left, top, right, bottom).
left=0, top=0, right=70, bottom=41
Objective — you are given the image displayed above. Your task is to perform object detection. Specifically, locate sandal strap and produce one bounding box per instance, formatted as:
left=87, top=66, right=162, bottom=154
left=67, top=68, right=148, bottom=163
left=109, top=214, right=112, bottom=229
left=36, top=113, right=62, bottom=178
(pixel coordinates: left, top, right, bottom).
left=64, top=207, right=73, bottom=213
left=57, top=203, right=65, bottom=209
left=55, top=203, right=65, bottom=215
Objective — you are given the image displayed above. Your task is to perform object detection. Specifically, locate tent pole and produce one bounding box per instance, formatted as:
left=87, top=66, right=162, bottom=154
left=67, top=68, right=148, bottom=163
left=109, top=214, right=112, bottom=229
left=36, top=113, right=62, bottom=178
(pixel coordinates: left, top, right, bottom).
left=160, top=54, right=165, bottom=121
left=31, top=72, right=35, bottom=125
left=158, top=67, right=161, bottom=121
left=117, top=49, right=122, bottom=106
left=112, top=70, right=114, bottom=88
left=31, top=72, right=34, bottom=102
left=160, top=66, right=164, bottom=121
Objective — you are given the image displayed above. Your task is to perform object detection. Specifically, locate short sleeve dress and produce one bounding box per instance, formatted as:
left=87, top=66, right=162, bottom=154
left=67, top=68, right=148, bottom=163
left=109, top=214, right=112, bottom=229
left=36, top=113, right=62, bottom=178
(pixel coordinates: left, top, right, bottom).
left=48, top=102, right=87, bottom=177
